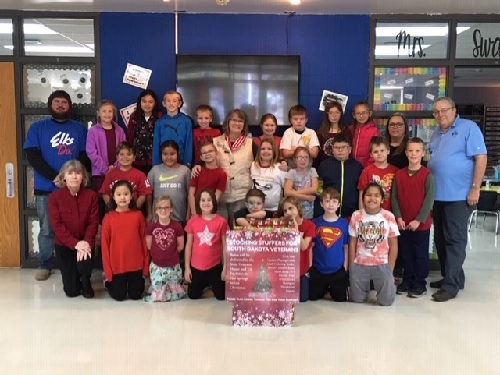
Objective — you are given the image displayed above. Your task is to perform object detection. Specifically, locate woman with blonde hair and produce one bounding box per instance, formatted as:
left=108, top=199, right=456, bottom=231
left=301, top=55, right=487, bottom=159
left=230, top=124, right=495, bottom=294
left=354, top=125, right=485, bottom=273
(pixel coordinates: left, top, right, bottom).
left=48, top=160, right=99, bottom=298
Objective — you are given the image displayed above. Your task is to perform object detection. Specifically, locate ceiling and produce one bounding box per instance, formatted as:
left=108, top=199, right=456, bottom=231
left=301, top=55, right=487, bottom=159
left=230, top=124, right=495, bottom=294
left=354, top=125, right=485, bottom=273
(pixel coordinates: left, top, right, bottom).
left=0, top=0, right=500, bottom=15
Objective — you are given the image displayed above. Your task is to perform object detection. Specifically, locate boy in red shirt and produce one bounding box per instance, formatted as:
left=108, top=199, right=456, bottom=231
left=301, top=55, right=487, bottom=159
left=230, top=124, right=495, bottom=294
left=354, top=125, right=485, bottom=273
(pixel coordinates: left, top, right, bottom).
left=192, top=104, right=221, bottom=165
left=357, top=137, right=398, bottom=211
left=99, top=141, right=152, bottom=209
left=391, top=137, right=434, bottom=298
left=188, top=142, right=227, bottom=219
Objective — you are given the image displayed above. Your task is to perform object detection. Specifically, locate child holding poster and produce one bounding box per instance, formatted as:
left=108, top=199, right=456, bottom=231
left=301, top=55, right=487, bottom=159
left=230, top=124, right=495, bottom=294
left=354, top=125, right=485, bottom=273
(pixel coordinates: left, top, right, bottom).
left=184, top=189, right=229, bottom=300
left=279, top=196, right=316, bottom=302
left=233, top=189, right=273, bottom=228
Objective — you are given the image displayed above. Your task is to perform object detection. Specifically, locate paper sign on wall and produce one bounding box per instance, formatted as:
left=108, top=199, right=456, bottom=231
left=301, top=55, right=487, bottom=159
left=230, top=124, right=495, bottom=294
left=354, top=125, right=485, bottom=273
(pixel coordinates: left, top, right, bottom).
left=122, top=63, right=152, bottom=89
left=120, top=103, right=137, bottom=125
left=319, top=90, right=348, bottom=113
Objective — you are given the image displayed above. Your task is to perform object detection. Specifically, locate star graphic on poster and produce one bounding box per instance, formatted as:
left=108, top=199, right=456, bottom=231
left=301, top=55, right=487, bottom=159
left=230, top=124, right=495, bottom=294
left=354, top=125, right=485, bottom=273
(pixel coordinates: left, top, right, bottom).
left=198, top=225, right=215, bottom=246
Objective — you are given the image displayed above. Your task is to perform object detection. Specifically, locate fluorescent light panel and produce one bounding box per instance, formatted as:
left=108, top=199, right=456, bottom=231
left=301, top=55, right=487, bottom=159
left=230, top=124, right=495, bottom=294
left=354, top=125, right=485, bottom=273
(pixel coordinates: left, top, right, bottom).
left=376, top=26, right=470, bottom=37
left=0, top=23, right=57, bottom=34
left=4, top=45, right=94, bottom=54
left=375, top=45, right=430, bottom=56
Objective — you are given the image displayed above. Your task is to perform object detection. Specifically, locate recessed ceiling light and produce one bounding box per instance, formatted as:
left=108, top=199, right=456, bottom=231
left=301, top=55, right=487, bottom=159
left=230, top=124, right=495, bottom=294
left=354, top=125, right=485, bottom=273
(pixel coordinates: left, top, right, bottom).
left=290, top=0, right=301, bottom=5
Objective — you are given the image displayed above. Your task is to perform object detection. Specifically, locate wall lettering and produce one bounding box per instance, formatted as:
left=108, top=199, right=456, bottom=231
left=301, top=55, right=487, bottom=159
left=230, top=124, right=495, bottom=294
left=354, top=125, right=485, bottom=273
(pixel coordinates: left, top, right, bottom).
left=472, top=29, right=500, bottom=58
left=396, top=31, right=425, bottom=58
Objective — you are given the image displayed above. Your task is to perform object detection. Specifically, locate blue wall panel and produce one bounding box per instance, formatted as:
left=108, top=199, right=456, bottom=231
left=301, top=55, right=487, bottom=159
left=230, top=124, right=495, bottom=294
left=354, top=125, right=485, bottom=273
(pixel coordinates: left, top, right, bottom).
left=178, top=14, right=370, bottom=128
left=100, top=13, right=175, bottom=126
left=100, top=13, right=369, bottom=129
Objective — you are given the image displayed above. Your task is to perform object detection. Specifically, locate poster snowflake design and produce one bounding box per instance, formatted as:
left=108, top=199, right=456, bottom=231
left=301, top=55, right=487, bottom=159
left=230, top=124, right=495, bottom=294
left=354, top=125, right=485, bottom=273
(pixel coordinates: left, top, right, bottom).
left=226, top=229, right=300, bottom=327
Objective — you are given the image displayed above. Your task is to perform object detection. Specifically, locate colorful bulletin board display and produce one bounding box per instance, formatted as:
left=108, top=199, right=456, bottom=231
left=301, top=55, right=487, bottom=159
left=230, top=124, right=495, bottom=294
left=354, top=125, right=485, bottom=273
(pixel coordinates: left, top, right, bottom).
left=226, top=220, right=301, bottom=327
left=373, top=67, right=447, bottom=111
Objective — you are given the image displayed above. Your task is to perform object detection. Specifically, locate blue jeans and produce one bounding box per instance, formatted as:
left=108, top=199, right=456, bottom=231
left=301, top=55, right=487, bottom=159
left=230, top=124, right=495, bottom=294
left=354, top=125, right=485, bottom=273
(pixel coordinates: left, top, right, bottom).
left=36, top=195, right=54, bottom=270
left=433, top=201, right=472, bottom=296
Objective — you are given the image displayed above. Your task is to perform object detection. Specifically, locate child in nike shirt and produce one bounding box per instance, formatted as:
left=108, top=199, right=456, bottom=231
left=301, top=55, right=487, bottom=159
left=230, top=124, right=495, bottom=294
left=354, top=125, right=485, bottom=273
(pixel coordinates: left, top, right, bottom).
left=147, top=140, right=190, bottom=225
left=310, top=188, right=349, bottom=302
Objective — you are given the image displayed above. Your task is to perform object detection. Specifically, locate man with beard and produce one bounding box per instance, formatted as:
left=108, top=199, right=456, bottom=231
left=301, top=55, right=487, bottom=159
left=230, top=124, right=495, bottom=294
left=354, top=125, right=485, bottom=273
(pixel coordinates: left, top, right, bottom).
left=24, top=90, right=89, bottom=281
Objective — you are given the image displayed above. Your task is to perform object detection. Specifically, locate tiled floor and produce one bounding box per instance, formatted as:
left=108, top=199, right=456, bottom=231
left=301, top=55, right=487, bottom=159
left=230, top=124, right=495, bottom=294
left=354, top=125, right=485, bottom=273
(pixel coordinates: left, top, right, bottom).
left=1, top=219, right=500, bottom=375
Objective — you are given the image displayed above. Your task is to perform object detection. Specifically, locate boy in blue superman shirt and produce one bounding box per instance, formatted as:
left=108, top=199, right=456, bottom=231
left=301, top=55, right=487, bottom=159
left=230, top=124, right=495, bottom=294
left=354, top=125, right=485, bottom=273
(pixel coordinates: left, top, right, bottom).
left=310, top=187, right=349, bottom=302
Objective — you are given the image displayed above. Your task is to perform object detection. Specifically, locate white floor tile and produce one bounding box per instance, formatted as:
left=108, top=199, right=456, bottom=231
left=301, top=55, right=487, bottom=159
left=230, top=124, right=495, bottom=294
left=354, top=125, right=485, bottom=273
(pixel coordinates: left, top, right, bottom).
left=1, top=221, right=500, bottom=374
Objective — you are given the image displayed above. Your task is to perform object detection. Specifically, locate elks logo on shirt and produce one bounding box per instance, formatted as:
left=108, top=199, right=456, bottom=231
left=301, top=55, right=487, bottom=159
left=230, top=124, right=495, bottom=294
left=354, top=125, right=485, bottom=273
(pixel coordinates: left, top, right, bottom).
left=316, top=226, right=342, bottom=248
left=50, top=131, right=75, bottom=156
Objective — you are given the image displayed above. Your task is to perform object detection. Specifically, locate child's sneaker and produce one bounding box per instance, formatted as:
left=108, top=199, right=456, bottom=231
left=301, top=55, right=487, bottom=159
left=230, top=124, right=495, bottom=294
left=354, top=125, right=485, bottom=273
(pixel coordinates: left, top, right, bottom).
left=396, top=283, right=409, bottom=295
left=408, top=287, right=427, bottom=298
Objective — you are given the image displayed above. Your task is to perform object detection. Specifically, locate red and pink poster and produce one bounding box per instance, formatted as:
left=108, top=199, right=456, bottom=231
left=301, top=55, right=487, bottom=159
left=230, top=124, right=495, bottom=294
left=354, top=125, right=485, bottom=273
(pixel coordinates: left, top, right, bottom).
left=226, top=228, right=300, bottom=327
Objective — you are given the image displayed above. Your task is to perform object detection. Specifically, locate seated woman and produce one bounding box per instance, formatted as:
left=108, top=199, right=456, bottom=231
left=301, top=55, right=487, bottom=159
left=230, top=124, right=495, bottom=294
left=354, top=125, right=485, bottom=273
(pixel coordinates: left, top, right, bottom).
left=48, top=160, right=99, bottom=298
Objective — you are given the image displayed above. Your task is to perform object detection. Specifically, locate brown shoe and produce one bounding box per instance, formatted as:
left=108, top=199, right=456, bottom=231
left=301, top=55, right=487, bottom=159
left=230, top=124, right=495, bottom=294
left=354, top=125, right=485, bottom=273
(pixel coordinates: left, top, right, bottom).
left=35, top=269, right=51, bottom=281
left=432, top=289, right=455, bottom=302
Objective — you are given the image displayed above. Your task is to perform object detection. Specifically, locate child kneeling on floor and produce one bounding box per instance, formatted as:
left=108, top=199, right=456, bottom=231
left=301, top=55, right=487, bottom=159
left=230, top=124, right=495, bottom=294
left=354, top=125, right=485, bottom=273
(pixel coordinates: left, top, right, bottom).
left=348, top=182, right=399, bottom=306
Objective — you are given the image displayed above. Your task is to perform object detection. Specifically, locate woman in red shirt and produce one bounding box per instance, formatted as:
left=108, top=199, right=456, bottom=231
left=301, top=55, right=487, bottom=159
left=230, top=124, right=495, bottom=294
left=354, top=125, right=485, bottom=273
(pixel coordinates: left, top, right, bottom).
left=48, top=160, right=99, bottom=298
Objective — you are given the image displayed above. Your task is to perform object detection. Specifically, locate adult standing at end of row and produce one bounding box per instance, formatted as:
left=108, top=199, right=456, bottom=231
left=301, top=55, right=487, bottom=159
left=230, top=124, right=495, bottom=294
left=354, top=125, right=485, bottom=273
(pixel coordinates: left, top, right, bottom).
left=24, top=90, right=89, bottom=281
left=428, top=96, right=487, bottom=302
left=385, top=112, right=410, bottom=169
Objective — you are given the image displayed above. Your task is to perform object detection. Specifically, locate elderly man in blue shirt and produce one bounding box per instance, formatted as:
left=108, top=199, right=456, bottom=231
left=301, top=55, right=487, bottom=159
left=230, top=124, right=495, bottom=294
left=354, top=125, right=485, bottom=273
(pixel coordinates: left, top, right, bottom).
left=427, top=97, right=487, bottom=302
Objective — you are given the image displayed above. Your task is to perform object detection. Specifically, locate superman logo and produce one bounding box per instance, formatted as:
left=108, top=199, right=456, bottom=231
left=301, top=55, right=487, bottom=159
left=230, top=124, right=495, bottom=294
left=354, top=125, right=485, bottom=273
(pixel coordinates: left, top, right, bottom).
left=317, top=226, right=342, bottom=248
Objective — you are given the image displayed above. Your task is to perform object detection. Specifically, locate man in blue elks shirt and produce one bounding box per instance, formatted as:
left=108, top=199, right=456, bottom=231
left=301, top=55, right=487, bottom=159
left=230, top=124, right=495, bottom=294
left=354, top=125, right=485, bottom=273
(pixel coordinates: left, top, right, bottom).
left=24, top=90, right=89, bottom=281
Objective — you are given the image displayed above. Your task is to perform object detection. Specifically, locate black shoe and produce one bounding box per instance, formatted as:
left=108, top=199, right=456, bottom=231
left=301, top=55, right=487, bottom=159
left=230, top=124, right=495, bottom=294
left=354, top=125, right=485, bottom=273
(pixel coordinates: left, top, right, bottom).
left=408, top=287, right=427, bottom=298
left=429, top=279, right=444, bottom=289
left=432, top=289, right=455, bottom=302
left=81, top=277, right=94, bottom=299
left=82, top=288, right=95, bottom=299
left=396, top=284, right=409, bottom=295
left=393, top=266, right=404, bottom=279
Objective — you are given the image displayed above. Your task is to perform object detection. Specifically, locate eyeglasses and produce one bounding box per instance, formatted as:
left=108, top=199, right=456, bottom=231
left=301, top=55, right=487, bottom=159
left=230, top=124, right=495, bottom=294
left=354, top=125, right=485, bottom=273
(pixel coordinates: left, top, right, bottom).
left=230, top=118, right=244, bottom=123
left=156, top=206, right=171, bottom=211
left=388, top=122, right=405, bottom=128
left=432, top=107, right=454, bottom=116
left=295, top=155, right=310, bottom=160
left=201, top=150, right=215, bottom=156
left=333, top=145, right=349, bottom=150
left=355, top=111, right=369, bottom=116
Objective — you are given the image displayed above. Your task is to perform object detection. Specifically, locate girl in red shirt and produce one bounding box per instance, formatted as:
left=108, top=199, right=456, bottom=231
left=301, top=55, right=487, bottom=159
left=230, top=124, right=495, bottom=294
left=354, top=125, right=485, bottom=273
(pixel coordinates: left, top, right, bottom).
left=279, top=196, right=316, bottom=302
left=102, top=180, right=149, bottom=301
left=346, top=101, right=380, bottom=167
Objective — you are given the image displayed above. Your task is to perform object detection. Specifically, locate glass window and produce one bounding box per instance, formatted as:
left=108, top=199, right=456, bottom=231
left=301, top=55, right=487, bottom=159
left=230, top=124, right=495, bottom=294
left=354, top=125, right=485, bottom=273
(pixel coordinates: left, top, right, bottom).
left=0, top=19, right=13, bottom=56
left=456, top=23, right=500, bottom=59
left=373, top=67, right=447, bottom=111
left=26, top=216, right=40, bottom=259
left=25, top=166, right=35, bottom=210
left=375, top=22, right=449, bottom=60
left=23, top=18, right=95, bottom=57
left=22, top=64, right=95, bottom=108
